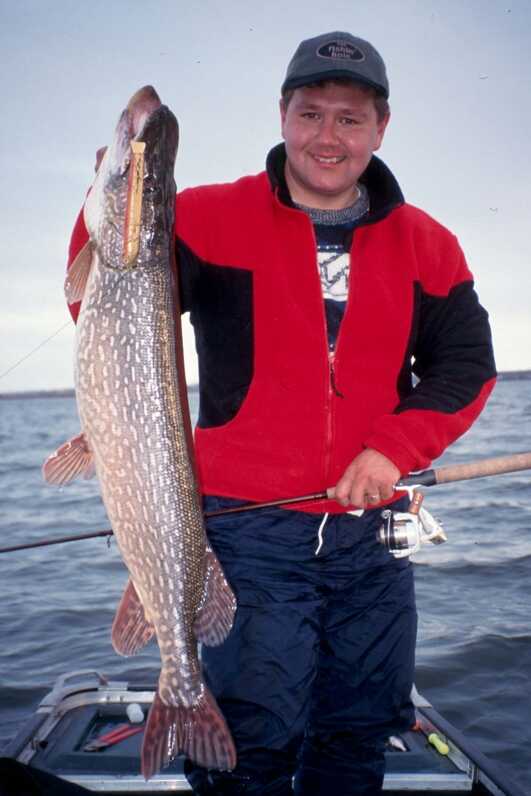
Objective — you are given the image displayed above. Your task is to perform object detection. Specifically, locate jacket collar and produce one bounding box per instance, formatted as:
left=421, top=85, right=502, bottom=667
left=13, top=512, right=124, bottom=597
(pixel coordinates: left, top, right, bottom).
left=265, top=142, right=404, bottom=224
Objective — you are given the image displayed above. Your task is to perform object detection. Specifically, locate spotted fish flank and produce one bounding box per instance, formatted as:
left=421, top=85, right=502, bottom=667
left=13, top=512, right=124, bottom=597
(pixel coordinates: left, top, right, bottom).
left=43, top=86, right=237, bottom=779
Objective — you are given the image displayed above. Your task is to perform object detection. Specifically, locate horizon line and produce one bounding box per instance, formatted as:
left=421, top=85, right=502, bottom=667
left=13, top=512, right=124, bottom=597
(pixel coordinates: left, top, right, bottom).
left=1, top=370, right=530, bottom=399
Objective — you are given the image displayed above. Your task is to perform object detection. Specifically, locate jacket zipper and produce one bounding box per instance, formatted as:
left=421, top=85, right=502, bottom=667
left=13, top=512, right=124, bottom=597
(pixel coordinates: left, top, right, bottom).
left=323, top=227, right=356, bottom=487
left=307, top=216, right=351, bottom=493
left=328, top=225, right=357, bottom=401
left=329, top=354, right=345, bottom=398
left=324, top=350, right=345, bottom=489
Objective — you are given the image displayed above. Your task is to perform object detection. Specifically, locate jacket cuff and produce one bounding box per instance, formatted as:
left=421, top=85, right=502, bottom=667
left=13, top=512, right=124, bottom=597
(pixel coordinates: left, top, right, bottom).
left=363, top=427, right=431, bottom=477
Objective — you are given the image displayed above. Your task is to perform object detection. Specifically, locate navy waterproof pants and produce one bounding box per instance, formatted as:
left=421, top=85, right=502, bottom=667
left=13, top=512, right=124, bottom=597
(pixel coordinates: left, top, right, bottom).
left=186, top=497, right=417, bottom=795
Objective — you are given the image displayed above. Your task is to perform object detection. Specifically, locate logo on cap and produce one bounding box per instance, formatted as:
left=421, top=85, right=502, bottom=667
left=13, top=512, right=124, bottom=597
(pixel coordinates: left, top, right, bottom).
left=317, top=39, right=365, bottom=62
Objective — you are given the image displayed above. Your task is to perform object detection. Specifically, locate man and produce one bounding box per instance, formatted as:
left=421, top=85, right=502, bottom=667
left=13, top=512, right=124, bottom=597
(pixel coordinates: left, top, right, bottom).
left=68, top=31, right=496, bottom=795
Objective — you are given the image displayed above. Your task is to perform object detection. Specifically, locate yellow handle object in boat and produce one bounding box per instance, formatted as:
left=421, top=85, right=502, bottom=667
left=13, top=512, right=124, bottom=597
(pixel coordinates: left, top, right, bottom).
left=428, top=732, right=450, bottom=755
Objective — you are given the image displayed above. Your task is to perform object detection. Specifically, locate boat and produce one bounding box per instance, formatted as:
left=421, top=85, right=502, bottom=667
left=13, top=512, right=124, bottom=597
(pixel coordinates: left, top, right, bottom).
left=0, top=670, right=526, bottom=795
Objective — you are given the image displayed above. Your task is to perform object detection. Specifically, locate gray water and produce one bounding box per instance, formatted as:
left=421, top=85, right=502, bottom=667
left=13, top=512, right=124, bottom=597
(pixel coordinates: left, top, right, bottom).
left=1, top=381, right=531, bottom=790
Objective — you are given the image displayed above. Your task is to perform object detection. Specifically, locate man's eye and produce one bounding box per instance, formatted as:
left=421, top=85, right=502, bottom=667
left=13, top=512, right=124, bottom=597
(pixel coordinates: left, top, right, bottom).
left=340, top=117, right=360, bottom=126
left=301, top=112, right=319, bottom=120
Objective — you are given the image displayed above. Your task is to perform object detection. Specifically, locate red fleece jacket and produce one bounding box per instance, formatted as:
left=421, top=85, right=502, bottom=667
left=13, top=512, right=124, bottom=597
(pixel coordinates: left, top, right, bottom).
left=67, top=168, right=495, bottom=513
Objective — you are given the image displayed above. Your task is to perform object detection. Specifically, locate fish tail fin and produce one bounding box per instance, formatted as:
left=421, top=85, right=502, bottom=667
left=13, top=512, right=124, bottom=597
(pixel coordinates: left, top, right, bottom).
left=111, top=579, right=155, bottom=655
left=193, top=546, right=236, bottom=646
left=141, top=688, right=236, bottom=780
left=42, top=432, right=95, bottom=485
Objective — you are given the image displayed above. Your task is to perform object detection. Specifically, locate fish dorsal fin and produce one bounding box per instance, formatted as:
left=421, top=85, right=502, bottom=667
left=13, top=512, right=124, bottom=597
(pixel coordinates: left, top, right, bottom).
left=111, top=579, right=155, bottom=656
left=64, top=240, right=93, bottom=304
left=193, top=546, right=236, bottom=646
left=42, top=432, right=95, bottom=485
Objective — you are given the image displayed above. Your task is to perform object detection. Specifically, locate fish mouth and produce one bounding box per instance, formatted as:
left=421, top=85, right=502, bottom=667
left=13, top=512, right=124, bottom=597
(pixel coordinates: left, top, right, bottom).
left=137, top=103, right=179, bottom=161
left=127, top=86, right=163, bottom=139
left=107, top=87, right=178, bottom=182
left=83, top=85, right=178, bottom=273
left=126, top=86, right=179, bottom=166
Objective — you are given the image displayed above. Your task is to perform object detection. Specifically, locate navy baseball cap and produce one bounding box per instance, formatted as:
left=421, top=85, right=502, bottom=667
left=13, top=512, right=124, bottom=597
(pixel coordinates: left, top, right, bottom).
left=281, top=31, right=389, bottom=99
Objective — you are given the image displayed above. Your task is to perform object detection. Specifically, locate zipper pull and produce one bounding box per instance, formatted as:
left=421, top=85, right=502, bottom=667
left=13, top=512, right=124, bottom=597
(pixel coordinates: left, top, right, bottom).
left=329, top=354, right=345, bottom=398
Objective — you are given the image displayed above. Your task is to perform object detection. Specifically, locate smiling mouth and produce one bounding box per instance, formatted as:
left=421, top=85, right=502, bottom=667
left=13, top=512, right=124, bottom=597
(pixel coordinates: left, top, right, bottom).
left=312, top=154, right=345, bottom=165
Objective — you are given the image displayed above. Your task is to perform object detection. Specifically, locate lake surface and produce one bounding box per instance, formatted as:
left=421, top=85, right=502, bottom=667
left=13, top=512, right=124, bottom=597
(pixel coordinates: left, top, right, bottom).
left=1, top=380, right=531, bottom=789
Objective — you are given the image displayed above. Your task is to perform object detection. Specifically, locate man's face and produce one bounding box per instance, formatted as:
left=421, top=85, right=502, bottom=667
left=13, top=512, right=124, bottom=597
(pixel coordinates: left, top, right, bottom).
left=280, top=82, right=389, bottom=210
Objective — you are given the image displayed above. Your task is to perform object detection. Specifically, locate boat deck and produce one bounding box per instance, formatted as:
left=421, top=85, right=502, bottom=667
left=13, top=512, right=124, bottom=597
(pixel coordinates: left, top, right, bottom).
left=2, top=671, right=525, bottom=795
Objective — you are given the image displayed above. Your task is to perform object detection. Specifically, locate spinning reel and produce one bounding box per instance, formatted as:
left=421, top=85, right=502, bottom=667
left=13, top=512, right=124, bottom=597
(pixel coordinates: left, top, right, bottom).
left=378, top=488, right=447, bottom=558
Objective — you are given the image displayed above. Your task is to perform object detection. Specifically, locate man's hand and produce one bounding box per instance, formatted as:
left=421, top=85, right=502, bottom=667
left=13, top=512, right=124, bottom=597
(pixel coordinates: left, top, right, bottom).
left=331, top=448, right=400, bottom=508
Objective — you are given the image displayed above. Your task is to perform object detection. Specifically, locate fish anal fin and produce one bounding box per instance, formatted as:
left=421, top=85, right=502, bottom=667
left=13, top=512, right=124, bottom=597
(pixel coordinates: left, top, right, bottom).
left=112, top=579, right=155, bottom=656
left=65, top=240, right=93, bottom=304
left=193, top=546, right=236, bottom=646
left=42, top=432, right=95, bottom=486
left=141, top=688, right=236, bottom=781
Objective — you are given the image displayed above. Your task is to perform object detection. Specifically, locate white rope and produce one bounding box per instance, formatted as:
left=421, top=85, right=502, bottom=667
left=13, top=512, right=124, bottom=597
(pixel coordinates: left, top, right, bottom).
left=314, top=513, right=329, bottom=555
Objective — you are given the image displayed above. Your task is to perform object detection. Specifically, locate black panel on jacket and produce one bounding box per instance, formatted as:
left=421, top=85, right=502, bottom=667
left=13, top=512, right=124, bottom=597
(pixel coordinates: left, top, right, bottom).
left=396, top=282, right=423, bottom=401
left=177, top=239, right=254, bottom=429
left=395, top=281, right=496, bottom=415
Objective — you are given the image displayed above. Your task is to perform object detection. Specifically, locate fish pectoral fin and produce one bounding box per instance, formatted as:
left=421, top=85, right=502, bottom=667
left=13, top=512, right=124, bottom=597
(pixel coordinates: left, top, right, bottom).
left=111, top=579, right=155, bottom=656
left=141, top=688, right=236, bottom=781
left=42, top=432, right=96, bottom=485
left=193, top=546, right=237, bottom=646
left=64, top=240, right=93, bottom=304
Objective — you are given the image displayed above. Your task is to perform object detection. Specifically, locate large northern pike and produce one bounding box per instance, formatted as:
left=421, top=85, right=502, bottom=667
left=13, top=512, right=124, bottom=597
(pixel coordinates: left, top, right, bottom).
left=43, top=86, right=237, bottom=779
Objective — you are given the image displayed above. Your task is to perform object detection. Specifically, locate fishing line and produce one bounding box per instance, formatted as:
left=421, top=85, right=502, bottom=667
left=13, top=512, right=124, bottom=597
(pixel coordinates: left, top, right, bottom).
left=0, top=261, right=131, bottom=385
left=0, top=321, right=72, bottom=383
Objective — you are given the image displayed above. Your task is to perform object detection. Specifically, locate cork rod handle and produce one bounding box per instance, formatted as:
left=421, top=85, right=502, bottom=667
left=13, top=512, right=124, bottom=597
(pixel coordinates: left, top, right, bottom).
left=397, top=452, right=531, bottom=488
left=435, top=452, right=531, bottom=485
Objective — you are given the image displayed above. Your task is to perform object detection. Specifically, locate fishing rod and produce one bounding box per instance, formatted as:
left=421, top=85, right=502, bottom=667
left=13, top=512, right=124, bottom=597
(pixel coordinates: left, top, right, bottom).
left=2, top=451, right=531, bottom=555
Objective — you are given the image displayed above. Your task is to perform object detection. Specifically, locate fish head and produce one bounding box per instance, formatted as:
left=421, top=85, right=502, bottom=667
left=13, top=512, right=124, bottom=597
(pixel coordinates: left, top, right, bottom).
left=84, top=85, right=179, bottom=271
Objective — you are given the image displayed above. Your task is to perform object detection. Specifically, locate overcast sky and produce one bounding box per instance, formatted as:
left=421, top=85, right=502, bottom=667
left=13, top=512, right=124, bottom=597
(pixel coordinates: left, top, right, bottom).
left=1, top=0, right=529, bottom=392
